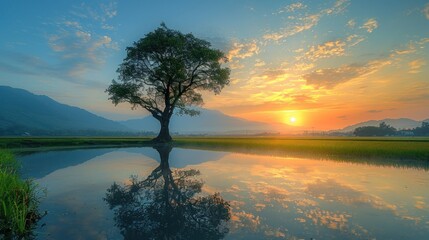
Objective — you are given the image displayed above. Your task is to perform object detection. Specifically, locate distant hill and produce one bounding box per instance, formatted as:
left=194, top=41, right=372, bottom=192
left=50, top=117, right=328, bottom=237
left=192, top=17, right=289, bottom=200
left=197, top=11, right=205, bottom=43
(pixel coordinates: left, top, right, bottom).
left=339, top=118, right=427, bottom=132
left=121, top=108, right=289, bottom=134
left=0, top=86, right=129, bottom=135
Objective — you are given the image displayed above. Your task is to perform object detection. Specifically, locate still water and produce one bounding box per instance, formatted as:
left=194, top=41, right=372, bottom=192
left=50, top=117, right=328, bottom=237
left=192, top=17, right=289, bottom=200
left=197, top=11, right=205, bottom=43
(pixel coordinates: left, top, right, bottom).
left=19, top=146, right=429, bottom=239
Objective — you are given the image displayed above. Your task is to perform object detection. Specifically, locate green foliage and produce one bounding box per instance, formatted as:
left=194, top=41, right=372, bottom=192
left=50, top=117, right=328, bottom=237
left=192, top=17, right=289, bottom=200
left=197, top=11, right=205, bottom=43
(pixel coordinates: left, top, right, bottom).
left=106, top=24, right=230, bottom=141
left=0, top=150, right=41, bottom=238
left=354, top=122, right=397, bottom=136
left=413, top=122, right=429, bottom=136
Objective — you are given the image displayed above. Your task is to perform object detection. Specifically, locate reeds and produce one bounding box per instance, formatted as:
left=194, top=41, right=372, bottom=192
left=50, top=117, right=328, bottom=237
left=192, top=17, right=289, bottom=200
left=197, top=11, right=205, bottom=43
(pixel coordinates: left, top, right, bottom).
left=0, top=150, right=41, bottom=238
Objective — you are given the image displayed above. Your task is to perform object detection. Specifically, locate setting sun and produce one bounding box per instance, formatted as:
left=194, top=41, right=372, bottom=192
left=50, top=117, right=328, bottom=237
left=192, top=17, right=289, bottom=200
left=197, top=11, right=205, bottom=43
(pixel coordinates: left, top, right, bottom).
left=290, top=117, right=297, bottom=123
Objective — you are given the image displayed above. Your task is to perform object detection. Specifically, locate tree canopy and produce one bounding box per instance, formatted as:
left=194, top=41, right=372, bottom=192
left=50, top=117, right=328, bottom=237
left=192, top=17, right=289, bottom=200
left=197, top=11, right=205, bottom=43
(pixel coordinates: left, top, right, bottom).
left=106, top=24, right=230, bottom=142
left=354, top=122, right=397, bottom=136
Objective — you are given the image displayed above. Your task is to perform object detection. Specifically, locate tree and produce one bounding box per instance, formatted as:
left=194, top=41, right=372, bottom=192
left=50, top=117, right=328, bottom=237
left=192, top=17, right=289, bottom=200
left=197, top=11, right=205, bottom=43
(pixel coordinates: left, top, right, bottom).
left=353, top=122, right=397, bottom=136
left=104, top=145, right=231, bottom=239
left=413, top=122, right=429, bottom=136
left=106, top=24, right=230, bottom=142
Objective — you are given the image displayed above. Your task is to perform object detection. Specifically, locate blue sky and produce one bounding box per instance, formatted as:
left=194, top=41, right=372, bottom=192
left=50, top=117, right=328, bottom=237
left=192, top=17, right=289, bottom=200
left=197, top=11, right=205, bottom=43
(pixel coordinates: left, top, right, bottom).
left=1, top=0, right=428, bottom=129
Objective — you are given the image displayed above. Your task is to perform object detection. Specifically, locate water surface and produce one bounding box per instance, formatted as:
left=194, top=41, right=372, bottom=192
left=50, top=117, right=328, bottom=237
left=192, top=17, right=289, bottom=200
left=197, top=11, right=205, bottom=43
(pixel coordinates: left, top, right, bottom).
left=19, top=147, right=429, bottom=239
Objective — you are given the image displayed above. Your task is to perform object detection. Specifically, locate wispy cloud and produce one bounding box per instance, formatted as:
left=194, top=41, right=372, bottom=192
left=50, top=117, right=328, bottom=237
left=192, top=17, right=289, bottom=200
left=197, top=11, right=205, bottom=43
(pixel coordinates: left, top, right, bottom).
left=227, top=40, right=259, bottom=60
left=277, top=2, right=307, bottom=13
left=303, top=59, right=391, bottom=89
left=347, top=19, right=356, bottom=28
left=298, top=35, right=365, bottom=62
left=360, top=18, right=378, bottom=33
left=254, top=59, right=266, bottom=67
left=305, top=40, right=346, bottom=61
left=264, top=0, right=350, bottom=41
left=264, top=14, right=320, bottom=41
left=46, top=1, right=119, bottom=79
left=424, top=3, right=429, bottom=20
left=367, top=109, right=383, bottom=113
left=408, top=59, right=425, bottom=73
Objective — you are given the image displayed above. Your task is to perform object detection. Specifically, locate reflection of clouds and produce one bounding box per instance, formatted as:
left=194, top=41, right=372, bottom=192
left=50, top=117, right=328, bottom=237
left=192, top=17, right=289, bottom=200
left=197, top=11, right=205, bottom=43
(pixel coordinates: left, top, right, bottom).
left=247, top=181, right=289, bottom=203
left=305, top=209, right=351, bottom=230
left=264, top=229, right=286, bottom=238
left=254, top=203, right=266, bottom=212
left=195, top=152, right=429, bottom=238
left=295, top=198, right=318, bottom=207
left=414, top=196, right=427, bottom=210
left=231, top=211, right=261, bottom=231
left=307, top=179, right=397, bottom=212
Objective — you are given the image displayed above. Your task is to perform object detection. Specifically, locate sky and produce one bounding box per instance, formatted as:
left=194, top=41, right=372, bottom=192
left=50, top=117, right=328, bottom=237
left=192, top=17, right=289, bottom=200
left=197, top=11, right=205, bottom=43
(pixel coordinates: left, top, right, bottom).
left=1, top=0, right=428, bottom=131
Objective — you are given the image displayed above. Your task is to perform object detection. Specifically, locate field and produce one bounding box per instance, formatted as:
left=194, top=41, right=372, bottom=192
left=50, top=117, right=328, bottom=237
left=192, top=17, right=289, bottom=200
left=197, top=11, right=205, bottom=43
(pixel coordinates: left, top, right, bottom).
left=1, top=136, right=428, bottom=161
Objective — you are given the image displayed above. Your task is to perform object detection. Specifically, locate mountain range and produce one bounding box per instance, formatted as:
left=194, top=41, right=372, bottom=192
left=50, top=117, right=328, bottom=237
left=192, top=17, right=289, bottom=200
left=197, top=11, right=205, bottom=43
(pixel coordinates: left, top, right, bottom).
left=0, top=85, right=427, bottom=136
left=339, top=118, right=429, bottom=132
left=0, top=86, right=287, bottom=135
left=120, top=108, right=288, bottom=134
left=0, top=86, right=128, bottom=135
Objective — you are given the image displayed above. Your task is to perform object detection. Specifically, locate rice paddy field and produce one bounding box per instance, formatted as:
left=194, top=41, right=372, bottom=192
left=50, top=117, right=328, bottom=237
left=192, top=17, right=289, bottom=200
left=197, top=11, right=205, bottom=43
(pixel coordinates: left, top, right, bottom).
left=1, top=136, right=428, bottom=161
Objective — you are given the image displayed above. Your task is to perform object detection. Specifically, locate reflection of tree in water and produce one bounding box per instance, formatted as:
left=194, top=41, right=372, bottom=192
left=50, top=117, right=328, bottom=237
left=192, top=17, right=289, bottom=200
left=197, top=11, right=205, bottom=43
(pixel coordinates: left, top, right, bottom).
left=104, top=145, right=231, bottom=240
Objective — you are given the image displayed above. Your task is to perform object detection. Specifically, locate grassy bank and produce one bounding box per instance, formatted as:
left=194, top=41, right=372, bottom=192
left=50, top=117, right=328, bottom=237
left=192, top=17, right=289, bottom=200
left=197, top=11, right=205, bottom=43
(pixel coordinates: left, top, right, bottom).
left=0, top=137, right=152, bottom=149
left=0, top=150, right=41, bottom=238
left=1, top=136, right=429, bottom=161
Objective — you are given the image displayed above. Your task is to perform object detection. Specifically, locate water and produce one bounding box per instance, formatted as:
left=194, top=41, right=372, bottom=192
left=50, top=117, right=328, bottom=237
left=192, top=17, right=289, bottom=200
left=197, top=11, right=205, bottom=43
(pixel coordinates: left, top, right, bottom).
left=19, top=146, right=429, bottom=239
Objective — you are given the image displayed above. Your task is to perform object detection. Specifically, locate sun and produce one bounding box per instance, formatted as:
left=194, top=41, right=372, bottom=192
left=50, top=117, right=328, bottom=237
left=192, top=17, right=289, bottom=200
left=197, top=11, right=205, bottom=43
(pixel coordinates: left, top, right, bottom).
left=289, top=117, right=297, bottom=123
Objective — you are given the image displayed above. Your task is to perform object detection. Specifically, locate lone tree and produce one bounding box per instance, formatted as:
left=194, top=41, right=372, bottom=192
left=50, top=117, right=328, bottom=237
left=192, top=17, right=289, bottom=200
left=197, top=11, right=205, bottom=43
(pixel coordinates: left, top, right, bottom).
left=107, top=24, right=230, bottom=142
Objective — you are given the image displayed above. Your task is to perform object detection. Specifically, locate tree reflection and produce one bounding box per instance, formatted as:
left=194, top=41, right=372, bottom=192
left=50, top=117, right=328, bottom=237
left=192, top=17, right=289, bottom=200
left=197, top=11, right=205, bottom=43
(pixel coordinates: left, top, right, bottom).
left=104, top=145, right=231, bottom=240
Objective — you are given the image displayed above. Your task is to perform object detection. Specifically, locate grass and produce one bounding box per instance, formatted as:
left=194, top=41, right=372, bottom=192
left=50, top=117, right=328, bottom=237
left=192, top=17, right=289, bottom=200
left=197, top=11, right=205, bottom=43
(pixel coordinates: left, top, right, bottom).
left=0, top=136, right=152, bottom=149
left=174, top=137, right=429, bottom=160
left=0, top=150, right=41, bottom=238
left=1, top=136, right=429, bottom=161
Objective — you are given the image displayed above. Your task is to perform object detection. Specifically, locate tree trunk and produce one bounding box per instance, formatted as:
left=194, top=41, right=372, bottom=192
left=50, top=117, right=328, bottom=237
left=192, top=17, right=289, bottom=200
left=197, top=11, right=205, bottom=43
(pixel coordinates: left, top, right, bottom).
left=153, top=117, right=172, bottom=143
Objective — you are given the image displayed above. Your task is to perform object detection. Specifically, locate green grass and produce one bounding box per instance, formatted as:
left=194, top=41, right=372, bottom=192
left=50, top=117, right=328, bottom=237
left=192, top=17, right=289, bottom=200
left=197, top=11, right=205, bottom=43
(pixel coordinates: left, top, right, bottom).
left=0, top=136, right=152, bottom=149
left=174, top=136, right=429, bottom=160
left=1, top=136, right=428, bottom=161
left=0, top=150, right=41, bottom=238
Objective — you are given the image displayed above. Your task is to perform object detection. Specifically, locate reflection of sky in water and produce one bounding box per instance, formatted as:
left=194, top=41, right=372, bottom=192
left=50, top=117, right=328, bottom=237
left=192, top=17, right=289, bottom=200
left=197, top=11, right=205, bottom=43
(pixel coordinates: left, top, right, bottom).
left=19, top=148, right=429, bottom=240
left=197, top=154, right=429, bottom=239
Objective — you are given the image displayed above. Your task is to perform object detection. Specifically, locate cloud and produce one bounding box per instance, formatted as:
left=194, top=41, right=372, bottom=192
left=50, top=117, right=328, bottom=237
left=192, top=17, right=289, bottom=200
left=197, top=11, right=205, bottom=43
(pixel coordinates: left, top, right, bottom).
left=0, top=50, right=106, bottom=88
left=393, top=38, right=429, bottom=56
left=346, top=34, right=365, bottom=47
left=360, top=18, right=378, bottom=33
left=279, top=2, right=307, bottom=13
left=264, top=14, right=320, bottom=41
left=408, top=59, right=425, bottom=73
left=303, top=59, right=391, bottom=88
left=264, top=0, right=349, bottom=41
left=46, top=1, right=119, bottom=79
left=305, top=40, right=346, bottom=61
left=254, top=59, right=266, bottom=67
left=347, top=19, right=356, bottom=28
left=424, top=3, right=429, bottom=19
left=290, top=94, right=314, bottom=103
left=367, top=109, right=383, bottom=113
left=323, top=0, right=350, bottom=15
left=76, top=1, right=118, bottom=30
left=227, top=40, right=259, bottom=60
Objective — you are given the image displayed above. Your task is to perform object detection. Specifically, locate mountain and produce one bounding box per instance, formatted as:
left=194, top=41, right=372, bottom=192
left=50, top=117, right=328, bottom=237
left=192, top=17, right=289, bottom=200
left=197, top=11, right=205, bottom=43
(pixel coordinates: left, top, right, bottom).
left=121, top=108, right=289, bottom=134
left=0, top=86, right=129, bottom=135
left=340, top=118, right=426, bottom=132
